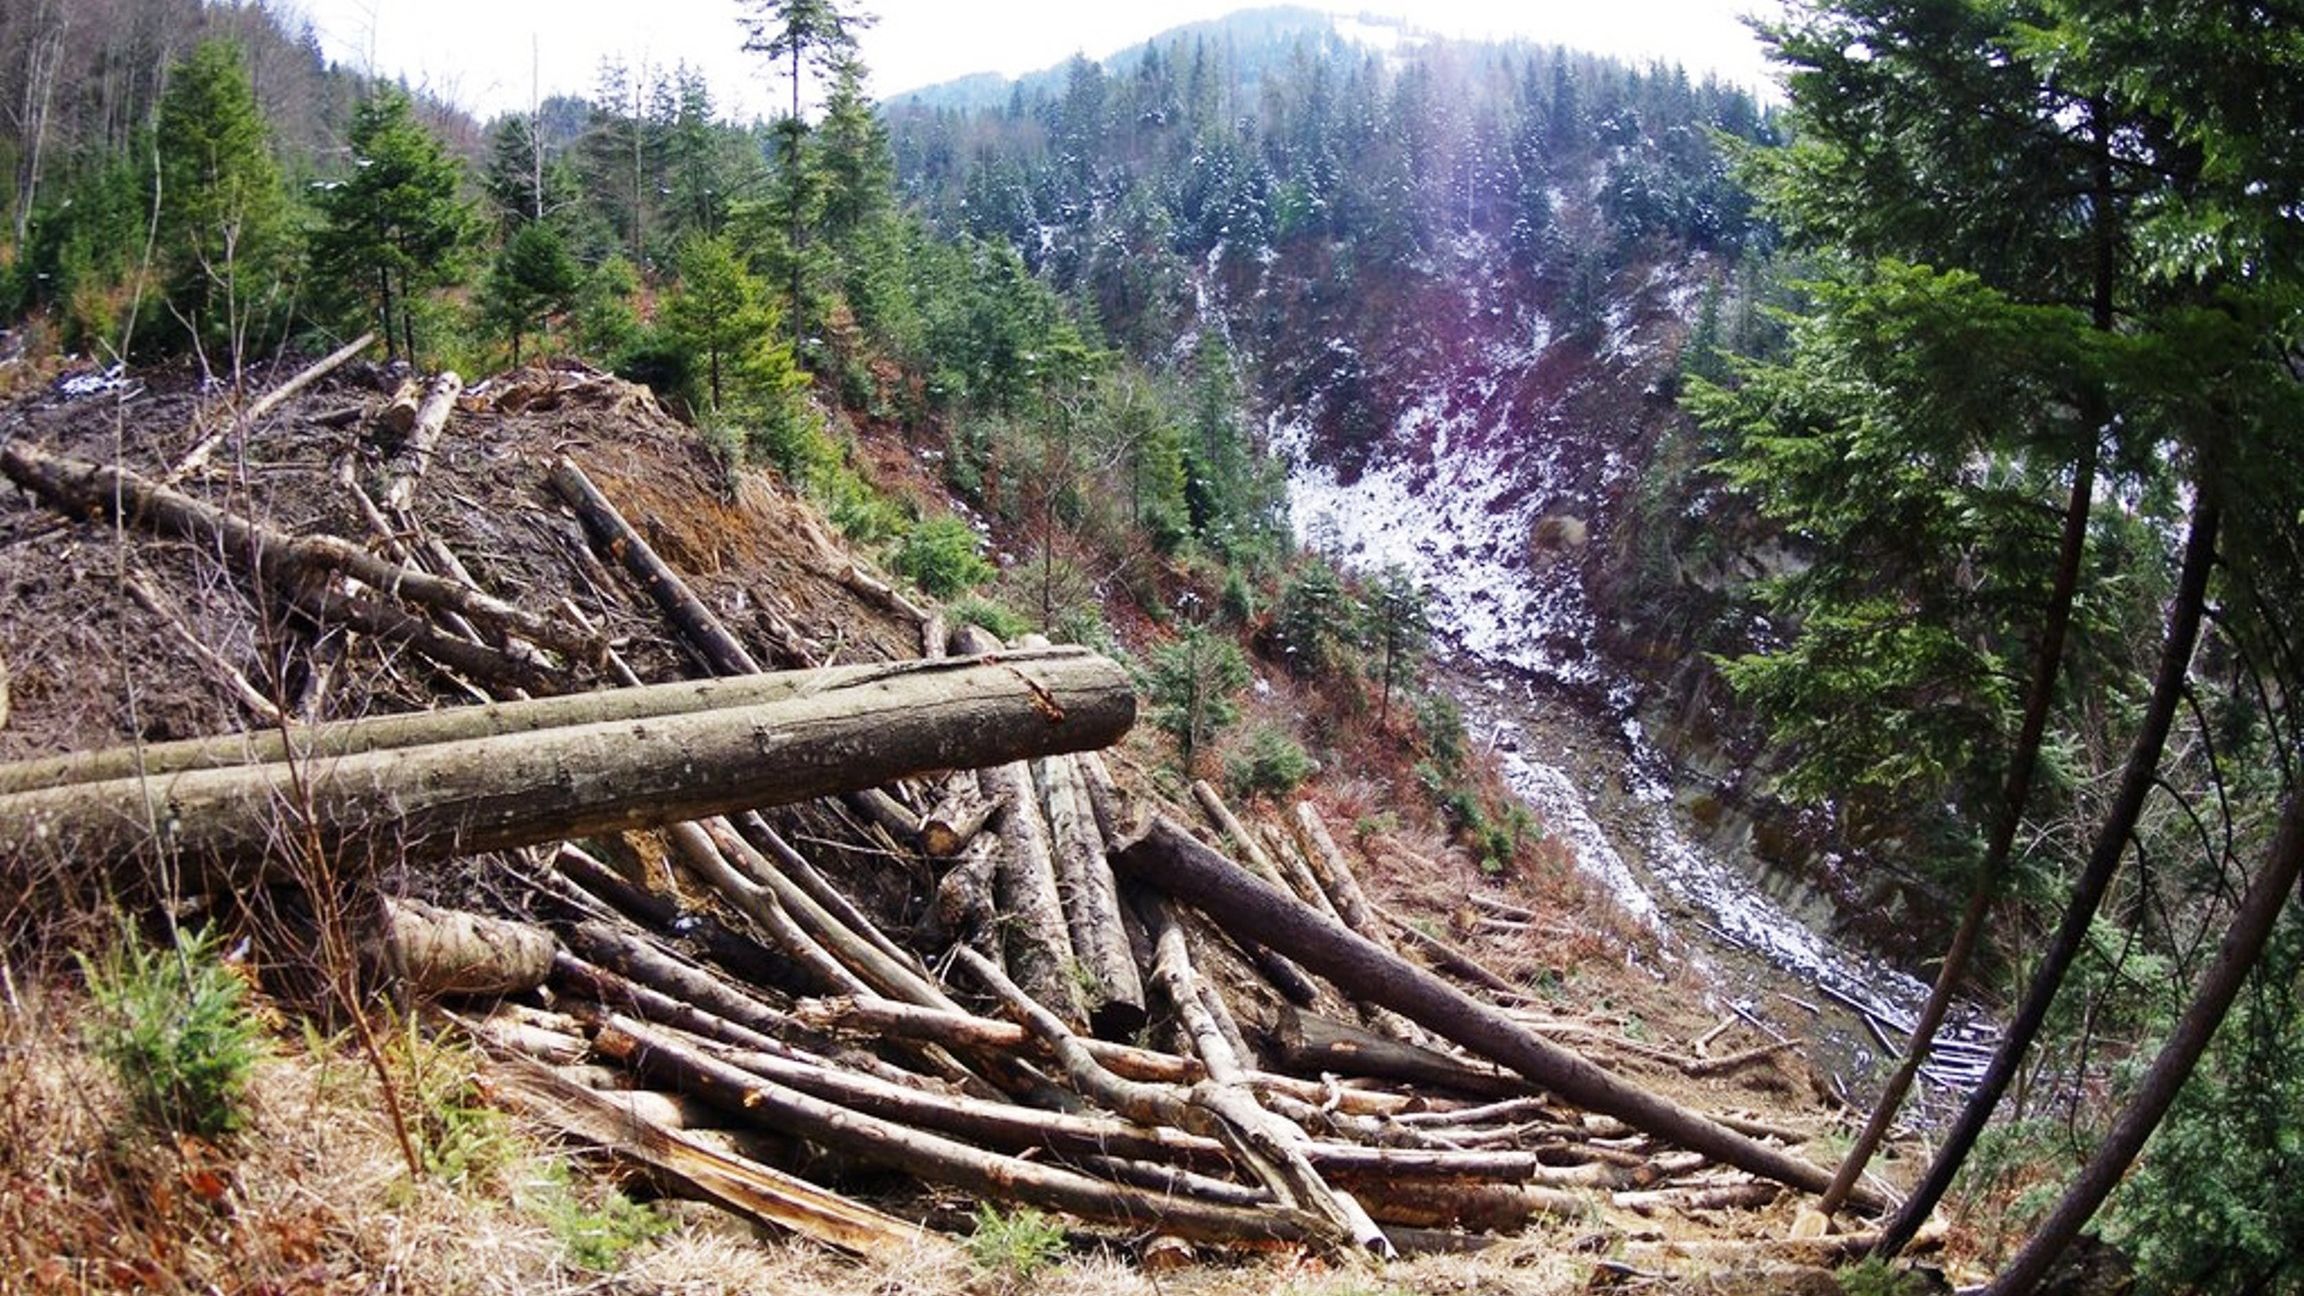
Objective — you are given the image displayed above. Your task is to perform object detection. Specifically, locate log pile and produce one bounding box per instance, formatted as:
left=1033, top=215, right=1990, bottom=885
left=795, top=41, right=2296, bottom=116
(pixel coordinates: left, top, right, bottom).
left=0, top=359, right=1910, bottom=1271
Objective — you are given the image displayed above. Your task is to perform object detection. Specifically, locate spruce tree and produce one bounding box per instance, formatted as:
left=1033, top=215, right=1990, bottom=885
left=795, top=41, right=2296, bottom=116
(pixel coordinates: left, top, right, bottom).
left=480, top=222, right=580, bottom=365
left=154, top=40, right=293, bottom=368
left=311, top=88, right=475, bottom=362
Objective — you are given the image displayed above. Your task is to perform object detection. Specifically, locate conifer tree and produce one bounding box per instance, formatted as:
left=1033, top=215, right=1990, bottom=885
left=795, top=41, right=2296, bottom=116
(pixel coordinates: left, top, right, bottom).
left=660, top=232, right=802, bottom=420
left=311, top=87, right=475, bottom=362
left=154, top=39, right=293, bottom=368
left=480, top=221, right=580, bottom=364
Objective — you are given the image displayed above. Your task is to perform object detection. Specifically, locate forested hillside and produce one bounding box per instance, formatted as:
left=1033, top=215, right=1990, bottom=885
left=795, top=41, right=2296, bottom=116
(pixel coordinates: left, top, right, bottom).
left=3, top=1, right=2303, bottom=1293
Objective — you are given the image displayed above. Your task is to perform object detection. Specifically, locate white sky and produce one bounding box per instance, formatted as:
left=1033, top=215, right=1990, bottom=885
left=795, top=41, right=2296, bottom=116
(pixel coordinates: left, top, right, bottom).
left=281, top=0, right=1784, bottom=122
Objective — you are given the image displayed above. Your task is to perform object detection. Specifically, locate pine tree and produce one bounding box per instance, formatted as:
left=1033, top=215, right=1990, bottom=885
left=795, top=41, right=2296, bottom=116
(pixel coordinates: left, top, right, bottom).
left=660, top=232, right=803, bottom=422
left=154, top=39, right=293, bottom=367
left=311, top=88, right=475, bottom=362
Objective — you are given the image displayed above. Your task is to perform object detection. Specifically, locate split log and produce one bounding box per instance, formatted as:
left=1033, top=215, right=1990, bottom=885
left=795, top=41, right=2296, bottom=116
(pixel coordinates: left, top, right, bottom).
left=1113, top=815, right=1887, bottom=1212
left=483, top=1050, right=942, bottom=1259
left=171, top=332, right=374, bottom=478
left=0, top=650, right=1135, bottom=890
left=0, top=653, right=1080, bottom=795
left=1, top=439, right=597, bottom=661
left=1273, top=1007, right=1526, bottom=1100
left=379, top=899, right=555, bottom=998
left=594, top=1012, right=1318, bottom=1247
left=384, top=371, right=463, bottom=511
left=550, top=456, right=760, bottom=677
left=1036, top=754, right=1146, bottom=1037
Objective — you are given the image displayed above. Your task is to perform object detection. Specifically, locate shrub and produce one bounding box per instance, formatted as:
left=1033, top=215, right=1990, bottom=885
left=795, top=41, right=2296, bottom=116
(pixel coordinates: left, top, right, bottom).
left=1225, top=725, right=1318, bottom=801
left=523, top=1161, right=670, bottom=1272
left=893, top=516, right=995, bottom=597
left=1146, top=626, right=1250, bottom=773
left=949, top=595, right=1031, bottom=642
left=79, top=922, right=264, bottom=1138
left=966, top=1204, right=1067, bottom=1285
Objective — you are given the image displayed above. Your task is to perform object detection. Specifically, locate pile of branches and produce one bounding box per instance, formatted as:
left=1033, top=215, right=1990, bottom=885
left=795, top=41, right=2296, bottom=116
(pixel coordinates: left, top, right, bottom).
left=0, top=355, right=1924, bottom=1268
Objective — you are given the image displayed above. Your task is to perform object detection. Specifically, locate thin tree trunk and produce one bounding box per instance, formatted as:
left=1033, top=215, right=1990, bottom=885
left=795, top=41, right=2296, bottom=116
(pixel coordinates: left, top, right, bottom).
left=1985, top=788, right=2304, bottom=1296
left=1877, top=500, right=2221, bottom=1255
left=1823, top=100, right=2123, bottom=1215
left=550, top=455, right=761, bottom=675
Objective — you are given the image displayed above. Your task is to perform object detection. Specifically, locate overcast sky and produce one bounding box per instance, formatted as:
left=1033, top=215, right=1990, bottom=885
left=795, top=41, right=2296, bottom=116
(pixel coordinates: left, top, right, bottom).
left=281, top=0, right=1785, bottom=122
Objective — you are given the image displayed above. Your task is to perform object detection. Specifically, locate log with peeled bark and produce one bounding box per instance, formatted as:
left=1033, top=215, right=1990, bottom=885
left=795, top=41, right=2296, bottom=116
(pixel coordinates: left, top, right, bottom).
left=1036, top=754, right=1147, bottom=1038
left=384, top=371, right=463, bottom=511
left=1113, top=814, right=1888, bottom=1213
left=0, top=649, right=1134, bottom=892
left=378, top=899, right=556, bottom=999
left=955, top=947, right=1386, bottom=1257
left=549, top=456, right=762, bottom=677
left=593, top=1011, right=1319, bottom=1247
left=170, top=331, right=376, bottom=479
left=482, top=1049, right=944, bottom=1259
left=0, top=439, right=598, bottom=662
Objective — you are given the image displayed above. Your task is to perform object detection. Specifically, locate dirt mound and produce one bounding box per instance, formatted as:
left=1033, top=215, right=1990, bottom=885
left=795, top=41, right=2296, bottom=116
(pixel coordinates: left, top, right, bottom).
left=0, top=356, right=917, bottom=763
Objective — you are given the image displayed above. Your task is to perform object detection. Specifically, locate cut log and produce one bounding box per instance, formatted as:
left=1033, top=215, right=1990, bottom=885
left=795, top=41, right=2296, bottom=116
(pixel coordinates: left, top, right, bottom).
left=1261, top=823, right=1344, bottom=922
left=1290, top=802, right=1388, bottom=946
left=482, top=1050, right=942, bottom=1259
left=1379, top=910, right=1525, bottom=999
left=122, top=569, right=291, bottom=727
left=1036, top=754, right=1146, bottom=1037
left=550, top=456, right=760, bottom=676
left=384, top=370, right=463, bottom=511
left=594, top=1012, right=1316, bottom=1246
left=792, top=996, right=1420, bottom=1118
left=379, top=899, right=556, bottom=999
left=919, top=787, right=998, bottom=859
left=1113, top=814, right=1887, bottom=1212
left=0, top=650, right=1135, bottom=890
left=171, top=332, right=375, bottom=479
left=981, top=756, right=1087, bottom=1028
left=1, top=439, right=598, bottom=662
left=1274, top=1006, right=1526, bottom=1100
left=1350, top=1179, right=1595, bottom=1232
left=0, top=653, right=1080, bottom=795
left=667, top=820, right=874, bottom=997
left=1191, top=779, right=1285, bottom=885
left=956, top=947, right=1383, bottom=1257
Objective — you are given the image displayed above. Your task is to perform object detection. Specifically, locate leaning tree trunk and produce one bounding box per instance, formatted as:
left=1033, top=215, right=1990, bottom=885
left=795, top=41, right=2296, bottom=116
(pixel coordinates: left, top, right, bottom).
left=1877, top=500, right=2221, bottom=1255
left=1820, top=427, right=2101, bottom=1215
left=1984, top=786, right=2304, bottom=1296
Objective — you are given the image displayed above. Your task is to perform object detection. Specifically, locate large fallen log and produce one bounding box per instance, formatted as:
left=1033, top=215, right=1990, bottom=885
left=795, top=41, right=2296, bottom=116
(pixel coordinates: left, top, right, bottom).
left=384, top=371, right=464, bottom=511
left=0, top=439, right=599, bottom=662
left=1037, top=754, right=1146, bottom=1037
left=0, top=651, right=1135, bottom=891
left=1113, top=814, right=1888, bottom=1213
left=0, top=653, right=1087, bottom=795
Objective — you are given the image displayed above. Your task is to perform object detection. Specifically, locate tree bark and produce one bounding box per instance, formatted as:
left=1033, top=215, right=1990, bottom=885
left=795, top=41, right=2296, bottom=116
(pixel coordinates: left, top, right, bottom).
left=1877, top=501, right=2221, bottom=1255
left=1273, top=1006, right=1525, bottom=1099
left=1114, top=814, right=1882, bottom=1210
left=1037, top=754, right=1147, bottom=1037
left=0, top=439, right=599, bottom=662
left=0, top=651, right=1136, bottom=891
left=1291, top=802, right=1388, bottom=946
left=1984, top=790, right=2304, bottom=1296
left=0, top=655, right=1066, bottom=794
left=594, top=1011, right=1316, bottom=1246
left=384, top=370, right=465, bottom=511
left=378, top=898, right=556, bottom=999
left=482, top=1050, right=943, bottom=1258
